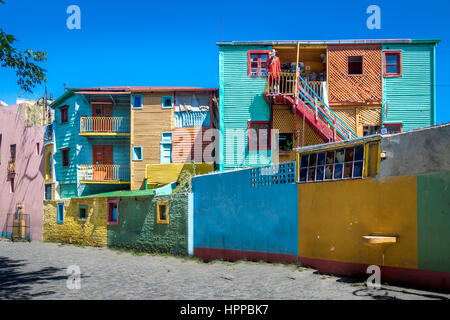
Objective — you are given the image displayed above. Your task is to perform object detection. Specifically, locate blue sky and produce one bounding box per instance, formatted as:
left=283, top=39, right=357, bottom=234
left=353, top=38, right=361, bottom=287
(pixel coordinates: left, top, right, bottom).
left=0, top=0, right=449, bottom=124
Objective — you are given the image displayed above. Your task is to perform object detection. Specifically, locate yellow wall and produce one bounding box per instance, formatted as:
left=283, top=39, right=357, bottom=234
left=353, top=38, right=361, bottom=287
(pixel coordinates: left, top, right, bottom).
left=298, top=175, right=418, bottom=269
left=131, top=92, right=174, bottom=190
left=146, top=163, right=214, bottom=186
left=43, top=198, right=108, bottom=247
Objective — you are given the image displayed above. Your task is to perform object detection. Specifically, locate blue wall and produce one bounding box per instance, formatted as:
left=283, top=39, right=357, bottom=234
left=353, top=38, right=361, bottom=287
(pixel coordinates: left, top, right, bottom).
left=192, top=163, right=298, bottom=260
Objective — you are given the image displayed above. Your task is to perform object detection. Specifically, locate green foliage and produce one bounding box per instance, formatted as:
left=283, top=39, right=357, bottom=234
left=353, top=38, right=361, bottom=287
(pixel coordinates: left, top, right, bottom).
left=0, top=1, right=47, bottom=93
left=174, top=161, right=198, bottom=193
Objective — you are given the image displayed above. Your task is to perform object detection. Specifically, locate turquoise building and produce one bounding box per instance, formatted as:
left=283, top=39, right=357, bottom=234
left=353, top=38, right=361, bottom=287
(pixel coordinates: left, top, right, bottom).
left=49, top=87, right=131, bottom=198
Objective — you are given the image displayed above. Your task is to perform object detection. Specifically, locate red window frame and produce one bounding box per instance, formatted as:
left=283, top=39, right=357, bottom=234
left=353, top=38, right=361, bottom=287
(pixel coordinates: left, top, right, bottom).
left=247, top=50, right=270, bottom=77
left=383, top=123, right=403, bottom=134
left=248, top=121, right=271, bottom=150
left=383, top=51, right=402, bottom=77
left=61, top=148, right=70, bottom=168
left=347, top=55, right=364, bottom=75
left=60, top=106, right=69, bottom=123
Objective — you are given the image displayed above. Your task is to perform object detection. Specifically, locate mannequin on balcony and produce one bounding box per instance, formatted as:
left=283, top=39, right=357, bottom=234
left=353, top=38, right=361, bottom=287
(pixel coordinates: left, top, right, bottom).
left=268, top=49, right=281, bottom=94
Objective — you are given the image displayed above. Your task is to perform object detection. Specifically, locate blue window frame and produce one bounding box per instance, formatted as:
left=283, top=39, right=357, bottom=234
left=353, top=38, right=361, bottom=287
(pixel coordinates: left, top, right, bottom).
left=132, top=146, right=143, bottom=161
left=161, top=96, right=173, bottom=109
left=161, top=132, right=172, bottom=144
left=57, top=202, right=64, bottom=223
left=132, top=94, right=143, bottom=109
left=160, top=132, right=172, bottom=164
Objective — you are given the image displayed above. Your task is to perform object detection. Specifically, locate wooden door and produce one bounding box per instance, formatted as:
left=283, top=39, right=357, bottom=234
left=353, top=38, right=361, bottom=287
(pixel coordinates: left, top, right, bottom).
left=92, top=104, right=113, bottom=132
left=92, top=145, right=113, bottom=180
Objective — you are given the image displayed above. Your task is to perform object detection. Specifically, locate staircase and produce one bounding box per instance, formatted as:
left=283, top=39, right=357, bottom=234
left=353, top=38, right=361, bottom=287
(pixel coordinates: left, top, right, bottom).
left=265, top=73, right=358, bottom=143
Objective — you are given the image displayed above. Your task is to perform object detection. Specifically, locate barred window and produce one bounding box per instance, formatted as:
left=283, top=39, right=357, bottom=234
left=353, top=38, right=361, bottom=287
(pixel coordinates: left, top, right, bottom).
left=299, top=145, right=364, bottom=183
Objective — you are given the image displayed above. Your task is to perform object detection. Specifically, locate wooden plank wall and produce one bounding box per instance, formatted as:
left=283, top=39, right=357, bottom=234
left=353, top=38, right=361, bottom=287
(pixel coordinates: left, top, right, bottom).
left=131, top=92, right=174, bottom=190
left=328, top=44, right=383, bottom=106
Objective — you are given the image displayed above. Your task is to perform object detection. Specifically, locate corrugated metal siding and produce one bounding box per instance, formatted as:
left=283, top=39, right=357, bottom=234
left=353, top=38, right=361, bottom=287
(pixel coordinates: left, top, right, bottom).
left=220, top=45, right=272, bottom=170
left=383, top=44, right=435, bottom=131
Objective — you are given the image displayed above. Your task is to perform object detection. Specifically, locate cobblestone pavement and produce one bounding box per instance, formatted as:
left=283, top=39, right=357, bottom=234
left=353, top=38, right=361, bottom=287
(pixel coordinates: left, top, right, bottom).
left=0, top=239, right=448, bottom=300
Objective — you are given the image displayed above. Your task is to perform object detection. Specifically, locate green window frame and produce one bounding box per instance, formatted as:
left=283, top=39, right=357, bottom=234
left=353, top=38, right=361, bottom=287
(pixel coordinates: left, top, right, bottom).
left=78, top=205, right=88, bottom=221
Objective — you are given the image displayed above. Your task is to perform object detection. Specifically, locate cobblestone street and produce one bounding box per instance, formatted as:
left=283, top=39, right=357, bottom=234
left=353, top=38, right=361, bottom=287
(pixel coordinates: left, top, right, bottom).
left=0, top=239, right=448, bottom=300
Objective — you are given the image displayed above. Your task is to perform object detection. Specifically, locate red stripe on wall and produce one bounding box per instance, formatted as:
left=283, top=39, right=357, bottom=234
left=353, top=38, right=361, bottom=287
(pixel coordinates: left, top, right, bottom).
left=194, top=247, right=298, bottom=264
left=300, top=257, right=450, bottom=291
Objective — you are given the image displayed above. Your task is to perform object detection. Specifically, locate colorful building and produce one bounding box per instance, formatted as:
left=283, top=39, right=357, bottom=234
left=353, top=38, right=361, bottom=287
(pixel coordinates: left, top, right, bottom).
left=217, top=39, right=439, bottom=170
left=49, top=86, right=218, bottom=197
left=0, top=104, right=46, bottom=241
left=43, top=187, right=193, bottom=255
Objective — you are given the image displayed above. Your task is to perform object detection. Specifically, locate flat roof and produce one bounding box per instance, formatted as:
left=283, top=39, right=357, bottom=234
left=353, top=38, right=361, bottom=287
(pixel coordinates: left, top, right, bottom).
left=78, top=189, right=157, bottom=198
left=217, top=39, right=441, bottom=46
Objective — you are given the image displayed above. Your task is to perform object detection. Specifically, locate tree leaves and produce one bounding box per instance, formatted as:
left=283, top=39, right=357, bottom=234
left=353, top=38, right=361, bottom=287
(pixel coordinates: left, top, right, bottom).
left=0, top=28, right=47, bottom=93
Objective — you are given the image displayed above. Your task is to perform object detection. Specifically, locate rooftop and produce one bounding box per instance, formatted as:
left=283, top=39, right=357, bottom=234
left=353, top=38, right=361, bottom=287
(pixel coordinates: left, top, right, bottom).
left=217, top=39, right=441, bottom=46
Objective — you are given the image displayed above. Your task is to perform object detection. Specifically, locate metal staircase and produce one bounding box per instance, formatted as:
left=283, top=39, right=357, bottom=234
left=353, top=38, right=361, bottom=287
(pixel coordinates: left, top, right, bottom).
left=266, top=73, right=358, bottom=143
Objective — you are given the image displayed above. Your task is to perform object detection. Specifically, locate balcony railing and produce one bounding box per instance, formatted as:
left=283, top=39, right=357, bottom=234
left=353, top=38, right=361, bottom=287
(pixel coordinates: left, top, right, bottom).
left=265, top=72, right=326, bottom=102
left=79, top=164, right=130, bottom=183
left=80, top=117, right=130, bottom=135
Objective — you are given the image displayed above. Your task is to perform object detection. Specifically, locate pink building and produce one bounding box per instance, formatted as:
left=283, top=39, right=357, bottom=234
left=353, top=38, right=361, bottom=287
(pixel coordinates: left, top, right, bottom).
left=0, top=104, right=45, bottom=241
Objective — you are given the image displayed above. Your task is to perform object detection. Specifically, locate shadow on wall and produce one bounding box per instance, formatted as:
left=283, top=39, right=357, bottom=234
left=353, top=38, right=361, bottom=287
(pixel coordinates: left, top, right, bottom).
left=0, top=255, right=67, bottom=299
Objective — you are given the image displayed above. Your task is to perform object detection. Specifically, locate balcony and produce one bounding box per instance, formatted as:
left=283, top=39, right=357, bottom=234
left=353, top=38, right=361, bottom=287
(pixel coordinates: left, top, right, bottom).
left=80, top=117, right=130, bottom=136
left=265, top=72, right=327, bottom=103
left=79, top=164, right=130, bottom=184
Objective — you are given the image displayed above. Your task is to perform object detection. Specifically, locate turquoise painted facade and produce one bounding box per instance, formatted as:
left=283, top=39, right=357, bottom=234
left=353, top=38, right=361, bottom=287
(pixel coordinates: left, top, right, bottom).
left=382, top=42, right=439, bottom=132
left=219, top=44, right=273, bottom=171
left=51, top=90, right=131, bottom=198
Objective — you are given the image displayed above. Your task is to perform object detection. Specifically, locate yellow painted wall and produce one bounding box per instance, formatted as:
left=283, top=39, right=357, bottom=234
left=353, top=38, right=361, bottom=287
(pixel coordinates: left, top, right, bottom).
left=298, top=175, right=418, bottom=269
left=146, top=163, right=214, bottom=186
left=43, top=198, right=108, bottom=247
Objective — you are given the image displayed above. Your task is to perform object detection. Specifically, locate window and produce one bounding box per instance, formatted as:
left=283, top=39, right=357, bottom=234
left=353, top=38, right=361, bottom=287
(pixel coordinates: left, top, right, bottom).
left=363, top=125, right=381, bottom=136
left=78, top=205, right=88, bottom=221
left=299, top=145, right=365, bottom=183
left=10, top=178, right=14, bottom=193
left=36, top=143, right=40, bottom=155
left=10, top=144, right=16, bottom=161
left=348, top=56, right=363, bottom=75
left=107, top=200, right=119, bottom=225
left=248, top=121, right=271, bottom=150
left=61, top=148, right=70, bottom=167
left=156, top=200, right=169, bottom=224
left=383, top=123, right=402, bottom=134
left=132, top=95, right=143, bottom=109
left=45, top=184, right=52, bottom=200
left=279, top=133, right=293, bottom=152
left=57, top=202, right=64, bottom=223
left=46, top=125, right=53, bottom=142
left=247, top=50, right=270, bottom=76
left=384, top=51, right=402, bottom=77
left=132, top=146, right=143, bottom=161
left=161, top=96, right=173, bottom=109
left=60, top=106, right=68, bottom=123
left=160, top=133, right=172, bottom=164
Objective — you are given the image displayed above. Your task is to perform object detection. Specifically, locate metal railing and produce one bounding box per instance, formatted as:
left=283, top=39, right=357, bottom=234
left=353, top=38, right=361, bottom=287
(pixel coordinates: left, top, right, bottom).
left=266, top=72, right=326, bottom=101
left=4, top=213, right=31, bottom=242
left=79, top=164, right=130, bottom=182
left=80, top=117, right=130, bottom=134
